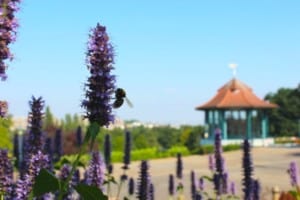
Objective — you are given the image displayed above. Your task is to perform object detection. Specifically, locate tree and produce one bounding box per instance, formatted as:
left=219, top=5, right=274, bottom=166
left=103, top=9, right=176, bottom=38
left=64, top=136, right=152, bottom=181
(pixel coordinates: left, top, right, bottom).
left=265, top=85, right=300, bottom=136
left=0, top=117, right=13, bottom=150
left=43, top=106, right=57, bottom=133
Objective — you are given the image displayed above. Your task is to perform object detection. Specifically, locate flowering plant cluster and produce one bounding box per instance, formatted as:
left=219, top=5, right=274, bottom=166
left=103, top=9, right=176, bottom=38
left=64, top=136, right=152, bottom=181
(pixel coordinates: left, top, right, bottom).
left=1, top=1, right=300, bottom=199
left=0, top=0, right=21, bottom=80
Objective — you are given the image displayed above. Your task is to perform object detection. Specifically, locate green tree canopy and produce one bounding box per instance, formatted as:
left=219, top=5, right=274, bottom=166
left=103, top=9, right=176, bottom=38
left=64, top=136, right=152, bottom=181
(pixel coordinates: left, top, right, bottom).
left=265, top=84, right=300, bottom=136
left=0, top=117, right=13, bottom=151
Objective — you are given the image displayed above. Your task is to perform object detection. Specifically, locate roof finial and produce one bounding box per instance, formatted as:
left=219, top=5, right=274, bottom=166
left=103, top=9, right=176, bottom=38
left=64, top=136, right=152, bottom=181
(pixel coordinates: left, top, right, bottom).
left=229, top=63, right=238, bottom=78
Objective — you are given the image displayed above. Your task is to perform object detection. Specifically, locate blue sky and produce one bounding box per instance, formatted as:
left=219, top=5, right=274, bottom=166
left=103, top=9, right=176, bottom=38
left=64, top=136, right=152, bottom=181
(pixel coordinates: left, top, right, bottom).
left=1, top=0, right=300, bottom=125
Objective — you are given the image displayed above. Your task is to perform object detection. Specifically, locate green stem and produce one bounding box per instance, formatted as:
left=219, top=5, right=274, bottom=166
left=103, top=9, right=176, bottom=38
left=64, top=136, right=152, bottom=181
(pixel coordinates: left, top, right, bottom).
left=116, top=179, right=124, bottom=200
left=107, top=179, right=111, bottom=198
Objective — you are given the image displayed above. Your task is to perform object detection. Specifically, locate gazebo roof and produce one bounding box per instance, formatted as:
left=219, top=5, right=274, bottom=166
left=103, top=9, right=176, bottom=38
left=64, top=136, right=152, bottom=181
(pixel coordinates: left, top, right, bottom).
left=195, top=78, right=277, bottom=110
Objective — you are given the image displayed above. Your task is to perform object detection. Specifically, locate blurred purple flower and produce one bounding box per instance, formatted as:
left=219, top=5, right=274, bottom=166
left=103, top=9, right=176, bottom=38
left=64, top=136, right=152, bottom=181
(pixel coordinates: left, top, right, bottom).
left=149, top=183, right=154, bottom=200
left=208, top=154, right=215, bottom=171
left=44, top=137, right=53, bottom=171
left=13, top=133, right=20, bottom=168
left=288, top=161, right=299, bottom=187
left=137, top=160, right=151, bottom=200
left=230, top=181, right=236, bottom=196
left=53, top=129, right=63, bottom=162
left=59, top=164, right=79, bottom=200
left=76, top=126, right=83, bottom=147
left=0, top=0, right=21, bottom=80
left=85, top=151, right=106, bottom=190
left=242, top=139, right=253, bottom=200
left=253, top=179, right=260, bottom=200
left=190, top=170, right=196, bottom=200
left=168, top=174, right=175, bottom=196
left=0, top=149, right=13, bottom=199
left=213, top=128, right=228, bottom=196
left=26, top=96, right=45, bottom=155
left=128, top=177, right=135, bottom=196
left=82, top=23, right=116, bottom=126
left=176, top=153, right=183, bottom=179
left=214, top=128, right=224, bottom=174
left=15, top=151, right=49, bottom=200
left=199, top=177, right=204, bottom=191
left=104, top=134, right=112, bottom=173
left=122, top=130, right=131, bottom=170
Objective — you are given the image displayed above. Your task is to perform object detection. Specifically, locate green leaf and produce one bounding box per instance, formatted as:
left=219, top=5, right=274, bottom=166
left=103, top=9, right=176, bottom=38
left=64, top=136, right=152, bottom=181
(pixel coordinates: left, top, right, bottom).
left=33, top=169, right=60, bottom=197
left=74, top=184, right=108, bottom=200
left=201, top=175, right=213, bottom=182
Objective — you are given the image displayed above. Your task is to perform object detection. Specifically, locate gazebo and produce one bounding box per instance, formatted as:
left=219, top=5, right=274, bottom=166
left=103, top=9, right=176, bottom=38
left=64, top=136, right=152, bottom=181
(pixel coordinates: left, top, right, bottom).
left=195, top=78, right=277, bottom=146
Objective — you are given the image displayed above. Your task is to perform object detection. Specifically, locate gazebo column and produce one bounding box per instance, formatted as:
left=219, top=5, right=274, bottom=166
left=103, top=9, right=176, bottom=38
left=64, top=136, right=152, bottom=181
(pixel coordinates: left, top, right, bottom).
left=205, top=110, right=209, bottom=124
left=246, top=110, right=252, bottom=139
left=261, top=110, right=267, bottom=139
left=209, top=110, right=214, bottom=138
left=219, top=110, right=227, bottom=140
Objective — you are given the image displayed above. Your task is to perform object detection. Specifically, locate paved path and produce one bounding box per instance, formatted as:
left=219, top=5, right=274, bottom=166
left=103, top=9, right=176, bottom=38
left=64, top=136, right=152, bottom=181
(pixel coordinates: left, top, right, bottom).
left=110, top=147, right=300, bottom=200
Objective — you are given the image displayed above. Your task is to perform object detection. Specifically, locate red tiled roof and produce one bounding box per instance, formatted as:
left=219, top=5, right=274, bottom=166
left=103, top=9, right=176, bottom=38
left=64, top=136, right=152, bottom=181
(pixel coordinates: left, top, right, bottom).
left=195, top=78, right=278, bottom=110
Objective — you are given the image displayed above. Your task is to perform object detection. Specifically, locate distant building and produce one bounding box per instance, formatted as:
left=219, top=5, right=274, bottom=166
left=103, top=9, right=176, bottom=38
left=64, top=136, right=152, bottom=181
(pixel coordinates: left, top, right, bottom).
left=195, top=78, right=277, bottom=146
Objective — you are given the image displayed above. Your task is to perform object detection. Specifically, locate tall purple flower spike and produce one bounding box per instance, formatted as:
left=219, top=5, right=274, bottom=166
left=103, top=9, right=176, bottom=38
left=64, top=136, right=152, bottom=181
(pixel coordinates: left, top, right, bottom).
left=85, top=151, right=106, bottom=190
left=82, top=23, right=116, bottom=126
left=104, top=134, right=112, bottom=173
left=176, top=153, right=183, bottom=179
left=0, top=149, right=13, bottom=199
left=26, top=96, right=45, bottom=155
left=137, top=160, right=151, bottom=200
left=288, top=161, right=299, bottom=187
left=242, top=139, right=253, bottom=200
left=168, top=174, right=175, bottom=196
left=128, top=177, right=135, bottom=196
left=123, top=130, right=131, bottom=170
left=15, top=151, right=49, bottom=200
left=0, top=0, right=21, bottom=80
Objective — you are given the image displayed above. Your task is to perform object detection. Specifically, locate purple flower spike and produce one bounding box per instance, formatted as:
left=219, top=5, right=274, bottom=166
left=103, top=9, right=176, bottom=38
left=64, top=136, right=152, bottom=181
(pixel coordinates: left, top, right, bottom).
left=82, top=23, right=116, bottom=126
left=76, top=126, right=83, bottom=147
left=122, top=130, right=131, bottom=170
left=26, top=96, right=45, bottom=155
left=13, top=133, right=20, bottom=168
left=15, top=151, right=49, bottom=200
left=128, top=177, right=135, bottom=196
left=137, top=160, right=151, bottom=200
left=54, top=129, right=63, bottom=162
left=0, top=149, right=13, bottom=199
left=0, top=0, right=21, bottom=80
left=199, top=177, right=204, bottom=191
left=253, top=179, right=260, bottom=200
left=230, top=181, right=236, bottom=196
left=168, top=174, right=175, bottom=196
left=242, top=139, right=253, bottom=200
left=85, top=151, right=106, bottom=190
left=190, top=170, right=197, bottom=200
left=214, top=128, right=224, bottom=174
left=288, top=161, right=299, bottom=187
left=208, top=154, right=215, bottom=171
left=44, top=137, right=53, bottom=171
left=176, top=153, right=183, bottom=179
left=149, top=183, right=154, bottom=200
left=213, top=128, right=228, bottom=196
left=59, top=164, right=79, bottom=200
left=104, top=134, right=112, bottom=173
